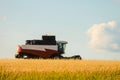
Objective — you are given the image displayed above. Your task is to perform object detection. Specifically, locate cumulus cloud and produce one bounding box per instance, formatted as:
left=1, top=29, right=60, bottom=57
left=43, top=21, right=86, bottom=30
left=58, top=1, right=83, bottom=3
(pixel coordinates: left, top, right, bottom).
left=87, top=21, right=120, bottom=52
left=0, top=16, right=7, bottom=21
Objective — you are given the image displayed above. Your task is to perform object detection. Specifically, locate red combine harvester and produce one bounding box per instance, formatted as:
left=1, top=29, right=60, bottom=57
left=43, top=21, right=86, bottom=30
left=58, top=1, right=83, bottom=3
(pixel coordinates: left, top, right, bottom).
left=15, top=35, right=81, bottom=59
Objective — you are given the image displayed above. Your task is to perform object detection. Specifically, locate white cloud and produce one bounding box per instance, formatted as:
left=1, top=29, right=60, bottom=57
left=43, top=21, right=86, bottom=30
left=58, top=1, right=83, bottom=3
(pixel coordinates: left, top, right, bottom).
left=0, top=16, right=7, bottom=21
left=87, top=21, right=120, bottom=52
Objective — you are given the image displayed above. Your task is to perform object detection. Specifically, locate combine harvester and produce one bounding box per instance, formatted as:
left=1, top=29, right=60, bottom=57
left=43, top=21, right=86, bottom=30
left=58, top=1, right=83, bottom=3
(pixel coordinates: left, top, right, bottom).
left=15, top=35, right=82, bottom=59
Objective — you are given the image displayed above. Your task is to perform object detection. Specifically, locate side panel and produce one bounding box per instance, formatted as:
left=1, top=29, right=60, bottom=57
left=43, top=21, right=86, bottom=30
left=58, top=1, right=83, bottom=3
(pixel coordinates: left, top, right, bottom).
left=17, top=45, right=58, bottom=58
left=21, top=45, right=58, bottom=51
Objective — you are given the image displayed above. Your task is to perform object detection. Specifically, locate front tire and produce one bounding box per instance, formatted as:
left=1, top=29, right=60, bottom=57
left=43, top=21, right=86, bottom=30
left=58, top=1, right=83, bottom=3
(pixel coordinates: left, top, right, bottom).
left=15, top=53, right=23, bottom=58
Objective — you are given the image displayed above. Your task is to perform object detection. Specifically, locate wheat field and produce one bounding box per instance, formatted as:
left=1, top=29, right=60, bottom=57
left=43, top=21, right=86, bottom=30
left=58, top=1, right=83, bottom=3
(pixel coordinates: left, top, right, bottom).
left=0, top=59, right=120, bottom=80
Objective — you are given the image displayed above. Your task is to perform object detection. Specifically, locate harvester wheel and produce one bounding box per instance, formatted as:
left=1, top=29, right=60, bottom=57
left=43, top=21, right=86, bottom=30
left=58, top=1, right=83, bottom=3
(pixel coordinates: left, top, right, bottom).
left=15, top=53, right=23, bottom=58
left=51, top=54, right=63, bottom=59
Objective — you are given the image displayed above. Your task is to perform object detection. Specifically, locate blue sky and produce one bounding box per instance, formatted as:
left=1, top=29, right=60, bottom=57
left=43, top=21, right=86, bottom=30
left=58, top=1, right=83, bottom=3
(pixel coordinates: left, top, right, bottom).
left=0, top=0, right=120, bottom=60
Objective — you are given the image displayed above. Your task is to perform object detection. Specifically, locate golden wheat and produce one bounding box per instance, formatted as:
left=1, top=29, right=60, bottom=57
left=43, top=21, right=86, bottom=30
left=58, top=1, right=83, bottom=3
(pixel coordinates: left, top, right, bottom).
left=0, top=59, right=120, bottom=73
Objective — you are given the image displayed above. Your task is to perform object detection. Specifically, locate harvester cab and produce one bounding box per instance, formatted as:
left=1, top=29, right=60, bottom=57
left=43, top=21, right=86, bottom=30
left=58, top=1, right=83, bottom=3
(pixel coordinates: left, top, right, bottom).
left=57, top=41, right=68, bottom=54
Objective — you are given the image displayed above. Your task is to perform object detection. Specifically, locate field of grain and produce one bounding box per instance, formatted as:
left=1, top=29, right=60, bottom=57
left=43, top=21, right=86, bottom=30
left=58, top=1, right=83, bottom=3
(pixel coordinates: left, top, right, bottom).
left=0, top=59, right=120, bottom=80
